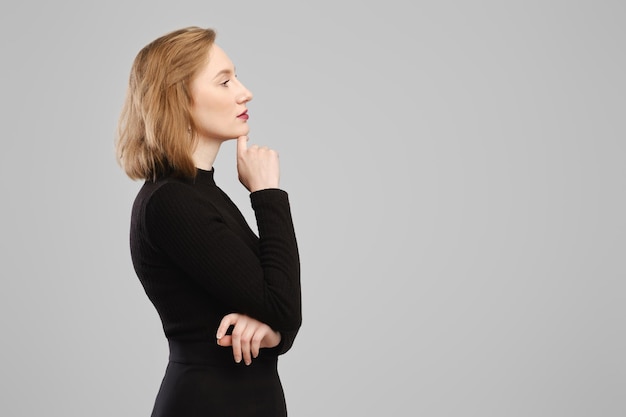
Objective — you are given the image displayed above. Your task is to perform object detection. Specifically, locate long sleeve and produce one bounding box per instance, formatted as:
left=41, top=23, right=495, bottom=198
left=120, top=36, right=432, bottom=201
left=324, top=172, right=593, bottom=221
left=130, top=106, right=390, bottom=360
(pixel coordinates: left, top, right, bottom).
left=142, top=183, right=301, bottom=332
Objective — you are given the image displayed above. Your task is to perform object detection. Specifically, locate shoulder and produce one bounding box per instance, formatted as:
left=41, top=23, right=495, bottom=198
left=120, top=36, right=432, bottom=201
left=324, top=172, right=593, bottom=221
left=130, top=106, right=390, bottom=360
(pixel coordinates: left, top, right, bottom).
left=132, top=178, right=213, bottom=221
left=130, top=178, right=225, bottom=246
left=134, top=178, right=191, bottom=207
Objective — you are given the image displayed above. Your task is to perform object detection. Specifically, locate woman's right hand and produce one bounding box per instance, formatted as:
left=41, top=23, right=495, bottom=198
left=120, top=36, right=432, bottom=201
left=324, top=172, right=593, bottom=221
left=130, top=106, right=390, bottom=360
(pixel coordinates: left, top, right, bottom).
left=236, top=135, right=280, bottom=192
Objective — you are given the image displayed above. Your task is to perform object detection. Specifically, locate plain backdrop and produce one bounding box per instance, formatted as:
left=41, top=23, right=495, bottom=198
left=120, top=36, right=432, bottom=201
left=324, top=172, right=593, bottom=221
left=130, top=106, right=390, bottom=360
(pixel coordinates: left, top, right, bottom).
left=1, top=1, right=624, bottom=416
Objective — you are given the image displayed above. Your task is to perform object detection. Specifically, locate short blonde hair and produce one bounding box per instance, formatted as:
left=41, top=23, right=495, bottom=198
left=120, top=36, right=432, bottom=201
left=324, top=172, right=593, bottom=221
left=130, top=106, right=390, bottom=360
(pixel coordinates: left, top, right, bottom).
left=115, top=27, right=216, bottom=180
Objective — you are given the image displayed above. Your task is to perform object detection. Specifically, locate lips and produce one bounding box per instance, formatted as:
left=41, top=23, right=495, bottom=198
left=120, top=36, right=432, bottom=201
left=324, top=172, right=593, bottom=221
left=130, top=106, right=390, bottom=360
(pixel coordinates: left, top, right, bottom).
left=237, top=110, right=249, bottom=120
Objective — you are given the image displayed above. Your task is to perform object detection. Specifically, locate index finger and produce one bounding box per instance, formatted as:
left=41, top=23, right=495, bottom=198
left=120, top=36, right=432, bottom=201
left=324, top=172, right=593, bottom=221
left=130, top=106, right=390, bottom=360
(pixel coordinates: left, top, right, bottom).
left=237, top=135, right=249, bottom=155
left=216, top=313, right=238, bottom=340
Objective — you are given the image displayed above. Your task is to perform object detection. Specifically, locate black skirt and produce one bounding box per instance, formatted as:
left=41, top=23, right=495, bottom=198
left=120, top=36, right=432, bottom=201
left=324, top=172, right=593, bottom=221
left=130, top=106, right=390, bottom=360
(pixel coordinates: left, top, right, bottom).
left=151, top=340, right=287, bottom=417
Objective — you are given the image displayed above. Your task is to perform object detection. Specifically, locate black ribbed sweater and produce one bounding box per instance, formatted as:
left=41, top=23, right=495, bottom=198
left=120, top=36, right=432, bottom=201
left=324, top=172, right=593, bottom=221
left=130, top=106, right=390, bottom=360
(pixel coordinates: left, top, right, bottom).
left=129, top=168, right=301, bottom=358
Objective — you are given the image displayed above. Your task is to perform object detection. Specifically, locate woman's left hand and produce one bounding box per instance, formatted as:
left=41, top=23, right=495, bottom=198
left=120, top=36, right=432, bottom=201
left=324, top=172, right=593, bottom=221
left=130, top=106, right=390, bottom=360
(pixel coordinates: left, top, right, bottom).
left=216, top=313, right=282, bottom=365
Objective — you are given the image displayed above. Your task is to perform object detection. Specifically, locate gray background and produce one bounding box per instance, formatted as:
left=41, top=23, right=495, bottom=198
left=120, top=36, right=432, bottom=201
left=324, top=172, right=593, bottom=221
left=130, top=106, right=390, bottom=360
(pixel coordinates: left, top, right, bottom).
left=1, top=1, right=624, bottom=416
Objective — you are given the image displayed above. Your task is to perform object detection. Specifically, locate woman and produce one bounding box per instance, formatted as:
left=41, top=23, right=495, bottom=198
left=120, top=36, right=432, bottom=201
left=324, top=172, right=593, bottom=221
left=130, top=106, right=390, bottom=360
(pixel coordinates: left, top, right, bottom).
left=115, top=26, right=302, bottom=416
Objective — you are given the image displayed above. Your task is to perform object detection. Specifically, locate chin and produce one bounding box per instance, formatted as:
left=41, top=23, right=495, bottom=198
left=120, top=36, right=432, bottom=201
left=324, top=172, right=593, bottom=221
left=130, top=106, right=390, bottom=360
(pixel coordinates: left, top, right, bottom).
left=212, top=125, right=249, bottom=141
left=218, top=130, right=250, bottom=142
left=237, top=127, right=250, bottom=137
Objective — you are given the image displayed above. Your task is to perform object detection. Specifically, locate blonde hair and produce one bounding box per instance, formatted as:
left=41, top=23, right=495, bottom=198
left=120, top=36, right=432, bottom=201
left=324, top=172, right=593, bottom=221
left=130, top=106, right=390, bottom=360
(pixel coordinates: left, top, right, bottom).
left=115, top=27, right=217, bottom=180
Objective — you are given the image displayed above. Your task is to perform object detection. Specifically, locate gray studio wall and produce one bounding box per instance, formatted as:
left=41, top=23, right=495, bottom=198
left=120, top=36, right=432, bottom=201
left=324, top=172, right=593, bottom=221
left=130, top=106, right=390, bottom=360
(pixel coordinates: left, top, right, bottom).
left=0, top=1, right=624, bottom=416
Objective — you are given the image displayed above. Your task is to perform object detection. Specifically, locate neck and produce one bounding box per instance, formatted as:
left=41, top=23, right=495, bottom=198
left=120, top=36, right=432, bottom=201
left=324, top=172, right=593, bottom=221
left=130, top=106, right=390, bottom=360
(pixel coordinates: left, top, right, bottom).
left=192, top=137, right=222, bottom=171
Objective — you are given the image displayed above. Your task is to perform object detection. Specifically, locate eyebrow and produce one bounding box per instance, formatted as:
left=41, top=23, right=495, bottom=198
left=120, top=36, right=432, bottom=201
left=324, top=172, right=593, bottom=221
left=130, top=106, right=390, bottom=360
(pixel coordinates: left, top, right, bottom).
left=212, top=67, right=236, bottom=80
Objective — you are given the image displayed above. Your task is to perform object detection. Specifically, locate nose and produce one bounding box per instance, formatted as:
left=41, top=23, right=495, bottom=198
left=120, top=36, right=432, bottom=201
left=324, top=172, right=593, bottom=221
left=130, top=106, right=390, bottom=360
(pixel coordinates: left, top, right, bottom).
left=237, top=81, right=253, bottom=103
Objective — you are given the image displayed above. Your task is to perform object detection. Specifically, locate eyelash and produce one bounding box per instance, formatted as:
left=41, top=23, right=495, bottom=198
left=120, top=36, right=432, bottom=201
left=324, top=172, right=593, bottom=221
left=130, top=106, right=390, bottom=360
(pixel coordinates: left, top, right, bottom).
left=220, top=74, right=238, bottom=87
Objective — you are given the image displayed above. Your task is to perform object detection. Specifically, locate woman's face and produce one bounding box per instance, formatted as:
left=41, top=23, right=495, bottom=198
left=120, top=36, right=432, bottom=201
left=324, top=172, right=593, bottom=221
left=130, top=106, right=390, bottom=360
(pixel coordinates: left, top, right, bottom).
left=189, top=44, right=253, bottom=142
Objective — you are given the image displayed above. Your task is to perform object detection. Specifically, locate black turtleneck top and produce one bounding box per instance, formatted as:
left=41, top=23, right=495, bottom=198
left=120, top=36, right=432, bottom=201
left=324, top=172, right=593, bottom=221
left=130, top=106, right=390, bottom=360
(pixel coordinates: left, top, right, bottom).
left=129, top=168, right=301, bottom=359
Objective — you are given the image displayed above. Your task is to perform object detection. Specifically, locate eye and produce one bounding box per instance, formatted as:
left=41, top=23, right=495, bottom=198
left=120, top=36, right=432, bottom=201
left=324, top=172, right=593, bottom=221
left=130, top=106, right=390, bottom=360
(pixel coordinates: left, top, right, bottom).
left=220, top=79, right=230, bottom=87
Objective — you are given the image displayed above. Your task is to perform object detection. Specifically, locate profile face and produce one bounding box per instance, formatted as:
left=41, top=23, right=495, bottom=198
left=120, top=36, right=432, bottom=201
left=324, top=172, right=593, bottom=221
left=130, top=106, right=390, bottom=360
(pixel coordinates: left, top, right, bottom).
left=189, top=44, right=253, bottom=142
